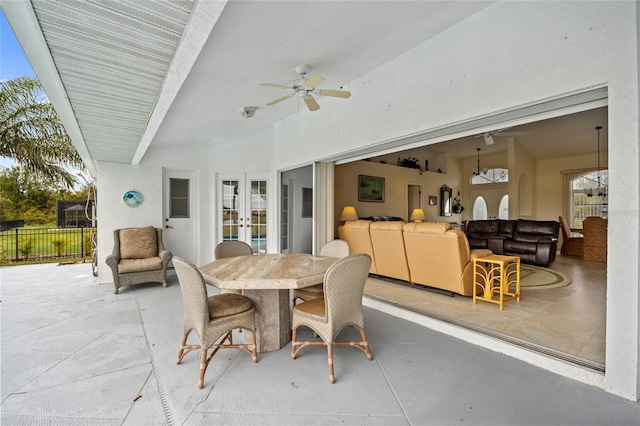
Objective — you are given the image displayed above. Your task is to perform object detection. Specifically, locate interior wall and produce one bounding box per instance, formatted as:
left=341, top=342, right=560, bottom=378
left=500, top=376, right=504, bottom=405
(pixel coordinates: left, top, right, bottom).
left=509, top=138, right=537, bottom=218
left=537, top=152, right=608, bottom=224
left=460, top=151, right=508, bottom=221
left=334, top=159, right=463, bottom=234
left=369, top=146, right=448, bottom=173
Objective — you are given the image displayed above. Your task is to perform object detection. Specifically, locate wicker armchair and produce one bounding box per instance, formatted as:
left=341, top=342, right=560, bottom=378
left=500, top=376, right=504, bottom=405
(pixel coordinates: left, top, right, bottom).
left=291, top=253, right=373, bottom=384
left=106, top=226, right=172, bottom=294
left=559, top=216, right=583, bottom=256
left=173, top=257, right=257, bottom=389
left=292, top=240, right=350, bottom=306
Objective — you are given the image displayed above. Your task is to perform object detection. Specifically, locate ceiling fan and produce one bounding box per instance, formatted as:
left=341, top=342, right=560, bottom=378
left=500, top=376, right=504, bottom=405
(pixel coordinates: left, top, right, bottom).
left=450, top=128, right=530, bottom=145
left=260, top=64, right=351, bottom=112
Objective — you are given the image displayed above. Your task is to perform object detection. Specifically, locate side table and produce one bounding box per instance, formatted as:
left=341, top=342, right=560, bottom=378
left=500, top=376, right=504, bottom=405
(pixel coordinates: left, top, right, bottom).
left=473, top=254, right=521, bottom=310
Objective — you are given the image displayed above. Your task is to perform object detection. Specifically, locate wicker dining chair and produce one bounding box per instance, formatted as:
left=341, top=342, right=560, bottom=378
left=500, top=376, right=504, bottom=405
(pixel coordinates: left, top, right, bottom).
left=173, top=257, right=258, bottom=389
left=582, top=216, right=607, bottom=262
left=291, top=239, right=351, bottom=306
left=291, top=253, right=373, bottom=384
left=214, top=241, right=253, bottom=294
left=559, top=216, right=583, bottom=256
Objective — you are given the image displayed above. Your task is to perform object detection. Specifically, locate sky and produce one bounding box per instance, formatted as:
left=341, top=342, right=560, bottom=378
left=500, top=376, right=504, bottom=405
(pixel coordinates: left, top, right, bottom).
left=1, top=10, right=35, bottom=81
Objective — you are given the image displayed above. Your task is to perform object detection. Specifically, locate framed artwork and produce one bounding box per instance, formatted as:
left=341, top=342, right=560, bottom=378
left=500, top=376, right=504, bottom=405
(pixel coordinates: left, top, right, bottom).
left=429, top=196, right=437, bottom=205
left=358, top=175, right=385, bottom=202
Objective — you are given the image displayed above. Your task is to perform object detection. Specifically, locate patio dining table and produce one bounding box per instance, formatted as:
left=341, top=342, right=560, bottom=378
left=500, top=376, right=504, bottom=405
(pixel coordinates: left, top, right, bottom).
left=199, top=253, right=339, bottom=352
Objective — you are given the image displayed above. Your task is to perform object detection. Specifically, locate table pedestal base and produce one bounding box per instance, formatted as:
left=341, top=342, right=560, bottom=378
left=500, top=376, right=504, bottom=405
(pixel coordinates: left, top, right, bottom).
left=242, top=289, right=291, bottom=352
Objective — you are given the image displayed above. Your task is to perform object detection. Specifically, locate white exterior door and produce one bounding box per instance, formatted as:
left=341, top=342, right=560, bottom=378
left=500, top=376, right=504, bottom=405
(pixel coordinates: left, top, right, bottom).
left=163, top=169, right=198, bottom=262
left=218, top=174, right=268, bottom=253
left=470, top=187, right=509, bottom=220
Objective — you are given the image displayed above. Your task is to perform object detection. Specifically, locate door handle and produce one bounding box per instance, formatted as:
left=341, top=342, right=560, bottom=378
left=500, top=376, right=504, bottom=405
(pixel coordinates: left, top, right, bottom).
left=165, top=225, right=173, bottom=229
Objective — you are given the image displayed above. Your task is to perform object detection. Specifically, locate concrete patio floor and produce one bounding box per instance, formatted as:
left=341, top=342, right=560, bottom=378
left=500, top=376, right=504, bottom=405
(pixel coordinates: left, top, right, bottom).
left=2, top=262, right=639, bottom=425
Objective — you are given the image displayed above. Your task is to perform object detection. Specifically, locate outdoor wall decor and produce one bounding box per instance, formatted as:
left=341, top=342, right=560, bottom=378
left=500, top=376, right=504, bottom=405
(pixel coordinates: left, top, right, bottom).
left=122, top=190, right=143, bottom=207
left=358, top=175, right=385, bottom=202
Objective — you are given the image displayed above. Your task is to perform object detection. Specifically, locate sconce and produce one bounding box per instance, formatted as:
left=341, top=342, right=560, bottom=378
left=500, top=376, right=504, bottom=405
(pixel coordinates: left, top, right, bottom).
left=410, top=208, right=426, bottom=222
left=339, top=206, right=358, bottom=222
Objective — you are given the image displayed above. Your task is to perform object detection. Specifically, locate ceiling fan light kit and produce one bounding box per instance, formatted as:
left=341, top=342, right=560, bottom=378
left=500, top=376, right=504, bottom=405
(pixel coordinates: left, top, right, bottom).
left=238, top=106, right=257, bottom=118
left=260, top=64, right=351, bottom=112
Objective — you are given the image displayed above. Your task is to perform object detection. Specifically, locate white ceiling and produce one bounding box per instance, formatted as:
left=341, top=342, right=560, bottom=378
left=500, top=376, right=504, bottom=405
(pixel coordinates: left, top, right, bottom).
left=6, top=0, right=607, bottom=167
left=427, top=106, right=608, bottom=160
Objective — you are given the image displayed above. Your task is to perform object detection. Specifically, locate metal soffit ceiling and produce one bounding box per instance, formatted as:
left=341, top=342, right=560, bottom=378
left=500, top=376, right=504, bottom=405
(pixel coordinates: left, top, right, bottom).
left=30, top=0, right=196, bottom=164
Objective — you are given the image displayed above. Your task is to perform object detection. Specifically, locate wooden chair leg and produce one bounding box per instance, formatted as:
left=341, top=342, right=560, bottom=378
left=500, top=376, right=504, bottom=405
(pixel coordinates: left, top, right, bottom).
left=198, top=349, right=207, bottom=389
left=327, top=344, right=335, bottom=384
left=360, top=329, right=373, bottom=361
left=251, top=329, right=258, bottom=363
left=291, top=328, right=297, bottom=359
left=176, top=334, right=188, bottom=364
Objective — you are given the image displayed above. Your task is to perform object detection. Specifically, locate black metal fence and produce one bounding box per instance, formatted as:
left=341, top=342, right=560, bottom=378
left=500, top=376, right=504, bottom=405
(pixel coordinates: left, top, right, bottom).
left=0, top=227, right=96, bottom=265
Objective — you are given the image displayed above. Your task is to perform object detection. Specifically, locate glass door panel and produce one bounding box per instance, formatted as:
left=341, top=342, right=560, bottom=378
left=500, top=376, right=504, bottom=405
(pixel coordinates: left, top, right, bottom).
left=470, top=187, right=508, bottom=220
left=221, top=179, right=240, bottom=242
left=250, top=179, right=267, bottom=253
left=169, top=178, right=190, bottom=218
left=219, top=175, right=269, bottom=253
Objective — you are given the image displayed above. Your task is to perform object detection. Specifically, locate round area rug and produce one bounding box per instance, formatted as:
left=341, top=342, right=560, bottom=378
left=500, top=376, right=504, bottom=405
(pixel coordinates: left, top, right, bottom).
left=519, top=264, right=571, bottom=290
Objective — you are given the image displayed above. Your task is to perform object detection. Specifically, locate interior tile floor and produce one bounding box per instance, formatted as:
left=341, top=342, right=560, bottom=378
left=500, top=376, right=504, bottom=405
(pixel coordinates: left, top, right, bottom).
left=3, top=260, right=636, bottom=426
left=364, top=254, right=606, bottom=371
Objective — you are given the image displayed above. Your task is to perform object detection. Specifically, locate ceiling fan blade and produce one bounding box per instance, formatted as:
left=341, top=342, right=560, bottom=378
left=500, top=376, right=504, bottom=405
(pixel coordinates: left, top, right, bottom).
left=318, top=89, right=351, bottom=99
left=266, top=94, right=293, bottom=106
left=304, top=95, right=321, bottom=111
left=449, top=134, right=482, bottom=144
left=304, top=75, right=325, bottom=88
left=260, top=83, right=293, bottom=90
left=495, top=131, right=530, bottom=136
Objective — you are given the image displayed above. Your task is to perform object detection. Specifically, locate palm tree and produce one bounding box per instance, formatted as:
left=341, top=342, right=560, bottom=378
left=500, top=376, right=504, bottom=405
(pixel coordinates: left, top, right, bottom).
left=0, top=76, right=83, bottom=188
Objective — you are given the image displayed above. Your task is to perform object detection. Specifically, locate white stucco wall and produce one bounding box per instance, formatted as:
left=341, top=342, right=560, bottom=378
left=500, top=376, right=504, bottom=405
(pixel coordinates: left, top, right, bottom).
left=96, top=1, right=639, bottom=399
left=96, top=162, right=164, bottom=285
left=96, top=128, right=276, bottom=279
left=268, top=2, right=640, bottom=400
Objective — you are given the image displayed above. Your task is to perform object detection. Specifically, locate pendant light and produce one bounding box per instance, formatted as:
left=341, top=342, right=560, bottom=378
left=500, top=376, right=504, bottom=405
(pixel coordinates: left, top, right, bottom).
left=472, top=148, right=486, bottom=177
left=588, top=126, right=607, bottom=197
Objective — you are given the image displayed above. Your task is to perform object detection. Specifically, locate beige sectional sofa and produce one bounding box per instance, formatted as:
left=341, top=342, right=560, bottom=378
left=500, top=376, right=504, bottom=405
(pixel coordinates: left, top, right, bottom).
left=339, top=220, right=492, bottom=296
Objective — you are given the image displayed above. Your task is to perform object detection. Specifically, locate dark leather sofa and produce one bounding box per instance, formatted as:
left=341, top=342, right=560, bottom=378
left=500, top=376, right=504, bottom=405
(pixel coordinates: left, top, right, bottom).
left=465, top=219, right=560, bottom=266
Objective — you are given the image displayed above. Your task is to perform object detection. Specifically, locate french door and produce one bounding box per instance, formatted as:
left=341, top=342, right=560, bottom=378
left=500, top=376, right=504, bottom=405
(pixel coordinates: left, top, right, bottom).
left=218, top=174, right=268, bottom=253
left=470, top=187, right=509, bottom=220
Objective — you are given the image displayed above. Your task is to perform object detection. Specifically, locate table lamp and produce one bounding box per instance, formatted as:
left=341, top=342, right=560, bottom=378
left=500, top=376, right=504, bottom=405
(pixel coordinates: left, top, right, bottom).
left=339, top=206, right=358, bottom=222
left=410, top=208, right=426, bottom=222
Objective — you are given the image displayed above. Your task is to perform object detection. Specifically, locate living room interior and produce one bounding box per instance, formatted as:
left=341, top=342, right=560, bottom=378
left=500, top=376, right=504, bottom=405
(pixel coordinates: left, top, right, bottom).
left=331, top=105, right=609, bottom=371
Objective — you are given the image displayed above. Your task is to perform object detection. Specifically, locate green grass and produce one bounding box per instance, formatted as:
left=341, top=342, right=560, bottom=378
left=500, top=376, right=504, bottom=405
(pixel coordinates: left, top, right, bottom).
left=0, top=226, right=96, bottom=266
